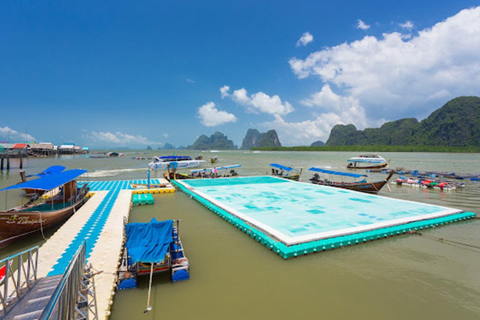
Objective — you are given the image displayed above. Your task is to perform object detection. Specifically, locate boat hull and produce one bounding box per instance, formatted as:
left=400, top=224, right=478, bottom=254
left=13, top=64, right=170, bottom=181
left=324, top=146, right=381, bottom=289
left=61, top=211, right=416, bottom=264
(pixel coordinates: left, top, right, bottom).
left=311, top=172, right=394, bottom=194
left=0, top=188, right=89, bottom=247
left=347, top=162, right=389, bottom=170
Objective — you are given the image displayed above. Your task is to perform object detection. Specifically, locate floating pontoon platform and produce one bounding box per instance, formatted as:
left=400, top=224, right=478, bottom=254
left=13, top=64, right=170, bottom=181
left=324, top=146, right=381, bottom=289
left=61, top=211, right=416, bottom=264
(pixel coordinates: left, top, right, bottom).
left=173, top=176, right=476, bottom=259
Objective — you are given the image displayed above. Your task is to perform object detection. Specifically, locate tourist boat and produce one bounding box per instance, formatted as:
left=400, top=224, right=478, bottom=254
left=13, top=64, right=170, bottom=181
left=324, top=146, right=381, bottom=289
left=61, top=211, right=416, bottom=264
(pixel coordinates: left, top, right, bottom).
left=117, top=218, right=190, bottom=291
left=148, top=155, right=205, bottom=170
left=347, top=154, right=389, bottom=169
left=0, top=168, right=90, bottom=247
left=164, top=164, right=241, bottom=181
left=309, top=167, right=394, bottom=194
left=270, top=163, right=302, bottom=181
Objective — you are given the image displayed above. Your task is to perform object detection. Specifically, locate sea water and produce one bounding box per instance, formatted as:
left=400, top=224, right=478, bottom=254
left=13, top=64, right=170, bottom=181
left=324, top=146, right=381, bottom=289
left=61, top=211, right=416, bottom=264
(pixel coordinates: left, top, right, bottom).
left=1, top=151, right=479, bottom=319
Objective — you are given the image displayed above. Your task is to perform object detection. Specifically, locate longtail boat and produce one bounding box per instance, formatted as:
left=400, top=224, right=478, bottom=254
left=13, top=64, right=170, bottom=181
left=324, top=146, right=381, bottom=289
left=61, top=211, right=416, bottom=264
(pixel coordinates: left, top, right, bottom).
left=309, top=167, right=394, bottom=194
left=0, top=168, right=89, bottom=247
left=164, top=164, right=241, bottom=181
left=270, top=163, right=303, bottom=181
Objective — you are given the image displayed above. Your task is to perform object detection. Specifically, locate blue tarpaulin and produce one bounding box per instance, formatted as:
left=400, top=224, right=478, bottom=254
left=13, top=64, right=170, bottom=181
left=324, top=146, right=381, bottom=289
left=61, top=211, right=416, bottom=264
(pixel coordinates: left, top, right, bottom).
left=125, top=218, right=174, bottom=264
left=270, top=163, right=295, bottom=172
left=309, top=167, right=367, bottom=178
left=0, top=169, right=87, bottom=192
left=26, top=165, right=66, bottom=178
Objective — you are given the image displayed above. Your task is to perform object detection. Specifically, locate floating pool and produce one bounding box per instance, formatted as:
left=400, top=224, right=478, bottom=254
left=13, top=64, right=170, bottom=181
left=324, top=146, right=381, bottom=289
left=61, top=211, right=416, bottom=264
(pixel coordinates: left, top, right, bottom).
left=174, top=176, right=476, bottom=258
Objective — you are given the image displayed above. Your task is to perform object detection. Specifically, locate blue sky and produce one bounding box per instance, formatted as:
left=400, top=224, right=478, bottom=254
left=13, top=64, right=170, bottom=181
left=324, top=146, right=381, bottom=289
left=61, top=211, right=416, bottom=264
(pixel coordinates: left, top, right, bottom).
left=1, top=0, right=479, bottom=148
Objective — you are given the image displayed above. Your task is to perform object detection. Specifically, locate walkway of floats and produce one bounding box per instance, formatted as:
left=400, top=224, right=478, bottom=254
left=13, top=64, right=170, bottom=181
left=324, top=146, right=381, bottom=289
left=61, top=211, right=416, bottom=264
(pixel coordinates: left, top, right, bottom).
left=36, top=178, right=174, bottom=320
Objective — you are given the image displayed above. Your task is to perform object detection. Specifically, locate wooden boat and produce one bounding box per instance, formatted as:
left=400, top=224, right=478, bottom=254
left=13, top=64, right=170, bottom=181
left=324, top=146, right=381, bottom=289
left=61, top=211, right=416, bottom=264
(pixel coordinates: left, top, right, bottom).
left=270, top=163, right=302, bottom=181
left=164, top=164, right=241, bottom=181
left=0, top=168, right=89, bottom=247
left=117, top=219, right=190, bottom=291
left=210, top=156, right=218, bottom=163
left=309, top=167, right=394, bottom=194
left=347, top=154, right=389, bottom=169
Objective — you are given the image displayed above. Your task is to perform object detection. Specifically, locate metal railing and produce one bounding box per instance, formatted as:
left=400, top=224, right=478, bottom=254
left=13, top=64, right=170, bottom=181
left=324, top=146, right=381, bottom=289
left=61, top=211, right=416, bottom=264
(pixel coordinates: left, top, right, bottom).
left=0, top=245, right=39, bottom=314
left=39, top=242, right=86, bottom=320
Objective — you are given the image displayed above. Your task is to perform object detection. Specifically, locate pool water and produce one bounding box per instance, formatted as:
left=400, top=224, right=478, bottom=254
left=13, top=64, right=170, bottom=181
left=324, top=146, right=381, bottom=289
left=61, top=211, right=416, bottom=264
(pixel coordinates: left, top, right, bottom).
left=178, top=176, right=464, bottom=246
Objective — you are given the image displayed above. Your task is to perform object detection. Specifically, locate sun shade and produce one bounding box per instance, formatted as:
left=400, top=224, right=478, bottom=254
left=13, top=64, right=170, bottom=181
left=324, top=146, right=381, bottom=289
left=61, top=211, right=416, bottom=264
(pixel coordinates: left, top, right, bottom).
left=0, top=169, right=87, bottom=192
left=270, top=163, right=294, bottom=172
left=309, top=167, right=367, bottom=178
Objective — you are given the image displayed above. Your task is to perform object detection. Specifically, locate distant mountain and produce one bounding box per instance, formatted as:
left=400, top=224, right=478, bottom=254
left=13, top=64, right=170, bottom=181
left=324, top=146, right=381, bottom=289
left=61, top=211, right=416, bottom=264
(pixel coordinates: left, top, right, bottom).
left=188, top=131, right=236, bottom=150
left=146, top=146, right=152, bottom=150
left=310, top=140, right=325, bottom=147
left=163, top=143, right=176, bottom=150
left=240, top=129, right=282, bottom=149
left=326, top=96, right=480, bottom=147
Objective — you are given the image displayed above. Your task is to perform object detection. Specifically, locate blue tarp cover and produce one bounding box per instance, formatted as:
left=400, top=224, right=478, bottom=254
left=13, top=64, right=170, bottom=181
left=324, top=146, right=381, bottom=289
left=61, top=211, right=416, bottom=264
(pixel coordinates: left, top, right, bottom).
left=309, top=167, right=367, bottom=178
left=270, top=163, right=295, bottom=172
left=0, top=169, right=87, bottom=192
left=125, top=218, right=173, bottom=264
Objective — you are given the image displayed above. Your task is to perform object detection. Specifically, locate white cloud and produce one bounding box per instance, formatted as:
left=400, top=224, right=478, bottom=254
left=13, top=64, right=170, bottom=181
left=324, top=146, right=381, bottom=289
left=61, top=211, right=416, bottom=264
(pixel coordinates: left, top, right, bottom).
left=289, top=6, right=480, bottom=120
left=162, top=133, right=169, bottom=138
left=84, top=131, right=160, bottom=146
left=399, top=21, right=414, bottom=30
left=296, top=32, right=314, bottom=47
left=220, top=85, right=230, bottom=99
left=357, top=19, right=370, bottom=30
left=0, top=126, right=36, bottom=142
left=197, top=102, right=237, bottom=127
left=228, top=87, right=294, bottom=115
left=186, top=78, right=195, bottom=84
left=263, top=85, right=385, bottom=145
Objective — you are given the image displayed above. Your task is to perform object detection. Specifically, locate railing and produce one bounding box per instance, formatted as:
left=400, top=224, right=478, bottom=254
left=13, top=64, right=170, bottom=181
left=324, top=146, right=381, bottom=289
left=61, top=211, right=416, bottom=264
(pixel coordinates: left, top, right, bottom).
left=39, top=241, right=86, bottom=320
left=0, top=246, right=39, bottom=315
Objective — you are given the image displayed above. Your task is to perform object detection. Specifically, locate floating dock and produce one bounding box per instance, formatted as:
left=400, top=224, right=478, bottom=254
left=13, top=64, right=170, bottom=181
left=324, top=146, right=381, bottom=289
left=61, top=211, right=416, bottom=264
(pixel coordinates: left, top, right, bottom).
left=174, top=176, right=476, bottom=259
left=33, top=178, right=174, bottom=319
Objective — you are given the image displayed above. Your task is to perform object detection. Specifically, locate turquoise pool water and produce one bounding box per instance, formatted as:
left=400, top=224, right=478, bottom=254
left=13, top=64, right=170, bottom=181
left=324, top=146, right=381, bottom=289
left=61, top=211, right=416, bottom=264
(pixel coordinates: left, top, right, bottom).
left=179, top=176, right=462, bottom=245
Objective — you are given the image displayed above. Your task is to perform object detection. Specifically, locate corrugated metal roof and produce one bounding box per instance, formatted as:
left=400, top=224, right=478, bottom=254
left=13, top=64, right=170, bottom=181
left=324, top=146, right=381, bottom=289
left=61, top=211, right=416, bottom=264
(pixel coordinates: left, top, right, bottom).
left=12, top=143, right=28, bottom=149
left=31, top=143, right=54, bottom=150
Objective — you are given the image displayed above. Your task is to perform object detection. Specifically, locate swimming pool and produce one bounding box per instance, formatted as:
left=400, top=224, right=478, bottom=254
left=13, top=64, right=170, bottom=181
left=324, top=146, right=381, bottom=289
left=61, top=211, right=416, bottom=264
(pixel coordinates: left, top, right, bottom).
left=175, top=176, right=475, bottom=258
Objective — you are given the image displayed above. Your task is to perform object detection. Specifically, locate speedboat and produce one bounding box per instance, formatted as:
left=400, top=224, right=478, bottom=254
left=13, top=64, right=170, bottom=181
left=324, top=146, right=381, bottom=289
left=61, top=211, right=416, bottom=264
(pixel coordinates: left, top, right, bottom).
left=148, top=155, right=205, bottom=170
left=347, top=154, right=389, bottom=169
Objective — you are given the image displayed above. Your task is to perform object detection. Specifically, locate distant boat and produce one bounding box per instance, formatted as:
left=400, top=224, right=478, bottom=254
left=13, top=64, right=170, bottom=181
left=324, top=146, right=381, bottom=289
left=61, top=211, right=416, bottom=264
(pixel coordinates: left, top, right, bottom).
left=210, top=156, right=218, bottom=163
left=0, top=168, right=90, bottom=247
left=309, top=167, right=394, bottom=194
left=164, top=164, right=241, bottom=181
left=347, top=154, right=389, bottom=169
left=270, top=163, right=302, bottom=181
left=148, top=155, right=205, bottom=170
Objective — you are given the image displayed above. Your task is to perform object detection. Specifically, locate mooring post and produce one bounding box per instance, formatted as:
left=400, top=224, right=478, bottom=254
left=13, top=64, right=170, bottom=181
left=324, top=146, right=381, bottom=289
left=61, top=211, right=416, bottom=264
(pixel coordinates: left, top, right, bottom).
left=6, top=154, right=9, bottom=170
left=1, top=157, right=3, bottom=171
left=20, top=154, right=23, bottom=169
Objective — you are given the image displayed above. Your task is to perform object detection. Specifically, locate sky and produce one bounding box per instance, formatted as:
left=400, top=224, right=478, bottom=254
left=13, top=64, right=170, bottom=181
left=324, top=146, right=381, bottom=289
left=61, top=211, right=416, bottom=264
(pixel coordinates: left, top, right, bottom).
left=1, top=0, right=479, bottom=148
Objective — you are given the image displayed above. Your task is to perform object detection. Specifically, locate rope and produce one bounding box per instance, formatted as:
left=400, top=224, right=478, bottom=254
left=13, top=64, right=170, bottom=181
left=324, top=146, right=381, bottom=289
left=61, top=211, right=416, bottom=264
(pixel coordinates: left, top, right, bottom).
left=144, top=263, right=154, bottom=313
left=412, top=231, right=480, bottom=250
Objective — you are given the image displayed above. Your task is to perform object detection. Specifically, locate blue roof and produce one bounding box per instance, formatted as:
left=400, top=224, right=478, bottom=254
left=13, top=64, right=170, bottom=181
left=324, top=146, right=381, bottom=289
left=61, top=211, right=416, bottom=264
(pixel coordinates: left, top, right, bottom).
left=125, top=218, right=174, bottom=263
left=309, top=167, right=367, bottom=178
left=0, top=169, right=87, bottom=192
left=32, top=165, right=66, bottom=178
left=270, top=163, right=295, bottom=172
left=190, top=164, right=241, bottom=173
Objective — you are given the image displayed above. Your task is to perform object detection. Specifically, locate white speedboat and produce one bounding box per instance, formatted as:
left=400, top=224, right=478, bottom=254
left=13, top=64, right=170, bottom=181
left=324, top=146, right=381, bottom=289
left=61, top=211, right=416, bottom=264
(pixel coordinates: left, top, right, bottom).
left=148, top=155, right=205, bottom=170
left=347, top=154, right=389, bottom=169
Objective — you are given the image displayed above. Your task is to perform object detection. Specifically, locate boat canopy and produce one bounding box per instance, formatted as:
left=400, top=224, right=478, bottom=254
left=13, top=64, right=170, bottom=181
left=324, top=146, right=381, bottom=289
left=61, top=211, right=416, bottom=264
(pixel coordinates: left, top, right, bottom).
left=190, top=164, right=241, bottom=173
left=270, top=163, right=295, bottom=172
left=125, top=218, right=174, bottom=264
left=0, top=169, right=87, bottom=192
left=309, top=167, right=367, bottom=178
left=28, top=165, right=66, bottom=178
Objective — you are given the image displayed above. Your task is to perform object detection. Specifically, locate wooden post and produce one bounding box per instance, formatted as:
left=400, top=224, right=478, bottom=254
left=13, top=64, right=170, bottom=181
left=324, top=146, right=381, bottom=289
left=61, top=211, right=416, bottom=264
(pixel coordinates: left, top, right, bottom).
left=20, top=154, right=23, bottom=169
left=6, top=155, right=10, bottom=170
left=1, top=157, right=3, bottom=171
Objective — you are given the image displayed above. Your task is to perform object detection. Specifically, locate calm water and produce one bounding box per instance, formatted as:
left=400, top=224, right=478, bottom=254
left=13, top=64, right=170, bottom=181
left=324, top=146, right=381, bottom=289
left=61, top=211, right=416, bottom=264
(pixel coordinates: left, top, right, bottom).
left=1, top=151, right=480, bottom=319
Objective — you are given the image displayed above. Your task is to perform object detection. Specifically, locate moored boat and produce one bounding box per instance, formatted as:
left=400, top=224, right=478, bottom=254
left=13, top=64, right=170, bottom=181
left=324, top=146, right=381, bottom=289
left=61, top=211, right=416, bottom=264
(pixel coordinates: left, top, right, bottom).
left=148, top=155, right=205, bottom=170
left=19, top=165, right=66, bottom=196
left=309, top=167, right=394, bottom=194
left=0, top=168, right=90, bottom=247
left=270, top=163, right=302, bottom=181
left=117, top=219, right=190, bottom=292
left=347, top=154, right=389, bottom=169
